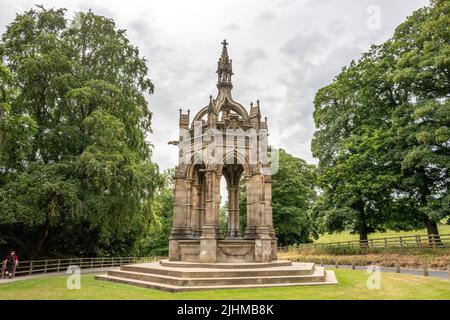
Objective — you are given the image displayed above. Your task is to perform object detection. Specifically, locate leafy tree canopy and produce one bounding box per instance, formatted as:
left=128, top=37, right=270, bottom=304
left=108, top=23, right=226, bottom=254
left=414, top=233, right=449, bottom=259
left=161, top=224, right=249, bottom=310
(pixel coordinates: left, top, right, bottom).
left=0, top=6, right=160, bottom=258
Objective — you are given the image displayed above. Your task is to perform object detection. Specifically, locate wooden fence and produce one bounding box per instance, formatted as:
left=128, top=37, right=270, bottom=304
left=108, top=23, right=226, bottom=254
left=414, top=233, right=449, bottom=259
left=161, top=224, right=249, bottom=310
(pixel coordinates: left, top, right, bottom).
left=1, top=256, right=162, bottom=279
left=278, top=233, right=450, bottom=252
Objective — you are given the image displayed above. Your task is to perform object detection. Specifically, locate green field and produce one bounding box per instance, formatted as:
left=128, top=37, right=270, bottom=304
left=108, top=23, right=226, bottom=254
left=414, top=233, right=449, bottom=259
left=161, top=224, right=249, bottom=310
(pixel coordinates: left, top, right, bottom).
left=0, top=270, right=449, bottom=300
left=315, top=223, right=450, bottom=244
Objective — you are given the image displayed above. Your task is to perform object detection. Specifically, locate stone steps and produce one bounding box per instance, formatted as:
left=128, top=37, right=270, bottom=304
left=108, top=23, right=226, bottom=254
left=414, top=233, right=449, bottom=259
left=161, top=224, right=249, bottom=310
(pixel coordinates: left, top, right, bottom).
left=121, top=263, right=315, bottom=278
left=106, top=267, right=326, bottom=286
left=96, top=270, right=337, bottom=292
left=95, top=260, right=337, bottom=292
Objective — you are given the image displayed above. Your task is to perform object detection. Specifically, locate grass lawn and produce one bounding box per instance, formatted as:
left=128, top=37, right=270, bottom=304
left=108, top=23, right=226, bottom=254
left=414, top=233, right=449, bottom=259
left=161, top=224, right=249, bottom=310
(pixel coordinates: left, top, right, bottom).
left=0, top=270, right=449, bottom=300
left=315, top=223, right=450, bottom=244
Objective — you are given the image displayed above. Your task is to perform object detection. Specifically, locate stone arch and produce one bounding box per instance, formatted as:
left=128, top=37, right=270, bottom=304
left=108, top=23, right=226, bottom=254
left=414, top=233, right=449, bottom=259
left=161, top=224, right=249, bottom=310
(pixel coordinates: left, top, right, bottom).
left=218, top=149, right=249, bottom=240
left=217, top=149, right=250, bottom=177
left=192, top=96, right=250, bottom=126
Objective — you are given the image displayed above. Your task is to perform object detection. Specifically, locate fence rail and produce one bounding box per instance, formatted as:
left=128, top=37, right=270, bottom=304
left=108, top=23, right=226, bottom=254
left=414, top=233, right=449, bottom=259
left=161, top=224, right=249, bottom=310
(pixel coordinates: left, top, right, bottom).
left=278, top=233, right=450, bottom=252
left=1, top=256, right=162, bottom=279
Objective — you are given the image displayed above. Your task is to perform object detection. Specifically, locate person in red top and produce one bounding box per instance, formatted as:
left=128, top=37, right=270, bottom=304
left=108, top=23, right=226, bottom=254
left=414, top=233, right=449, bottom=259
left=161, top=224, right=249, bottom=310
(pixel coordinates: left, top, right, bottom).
left=3, top=251, right=19, bottom=279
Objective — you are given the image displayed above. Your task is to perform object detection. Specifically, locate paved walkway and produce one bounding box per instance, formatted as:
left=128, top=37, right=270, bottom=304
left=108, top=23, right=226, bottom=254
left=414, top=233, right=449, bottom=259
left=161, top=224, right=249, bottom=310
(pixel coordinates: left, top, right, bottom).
left=0, top=267, right=119, bottom=284
left=323, top=264, right=450, bottom=279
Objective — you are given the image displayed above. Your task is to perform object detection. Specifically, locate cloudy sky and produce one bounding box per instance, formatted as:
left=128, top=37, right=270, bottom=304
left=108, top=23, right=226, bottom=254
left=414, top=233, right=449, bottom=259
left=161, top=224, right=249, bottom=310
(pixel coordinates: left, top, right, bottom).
left=0, top=0, right=429, bottom=170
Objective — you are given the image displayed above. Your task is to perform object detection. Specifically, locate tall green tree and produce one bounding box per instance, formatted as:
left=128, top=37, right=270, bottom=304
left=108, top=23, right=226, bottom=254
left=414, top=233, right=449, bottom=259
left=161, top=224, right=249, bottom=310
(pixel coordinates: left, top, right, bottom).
left=141, top=170, right=174, bottom=256
left=0, top=7, right=159, bottom=258
left=311, top=44, right=408, bottom=241
left=271, top=149, right=317, bottom=245
left=312, top=0, right=449, bottom=241
left=390, top=0, right=450, bottom=238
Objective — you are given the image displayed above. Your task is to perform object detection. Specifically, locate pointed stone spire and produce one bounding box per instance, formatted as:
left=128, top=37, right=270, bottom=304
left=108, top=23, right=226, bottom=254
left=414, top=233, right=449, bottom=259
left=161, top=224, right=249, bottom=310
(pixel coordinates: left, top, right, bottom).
left=207, top=94, right=217, bottom=127
left=250, top=99, right=261, bottom=120
left=207, top=94, right=216, bottom=113
left=216, top=39, right=233, bottom=89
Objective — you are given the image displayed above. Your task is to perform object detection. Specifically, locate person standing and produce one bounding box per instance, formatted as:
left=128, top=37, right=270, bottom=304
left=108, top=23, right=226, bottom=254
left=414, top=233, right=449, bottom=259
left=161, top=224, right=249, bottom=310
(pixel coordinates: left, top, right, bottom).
left=3, top=251, right=19, bottom=279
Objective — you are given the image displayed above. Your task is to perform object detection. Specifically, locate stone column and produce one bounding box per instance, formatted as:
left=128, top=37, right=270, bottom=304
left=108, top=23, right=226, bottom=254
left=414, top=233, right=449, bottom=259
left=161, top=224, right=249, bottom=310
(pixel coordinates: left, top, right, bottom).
left=244, top=175, right=256, bottom=239
left=214, top=173, right=222, bottom=238
left=199, top=169, right=217, bottom=262
left=170, top=177, right=191, bottom=239
left=200, top=184, right=205, bottom=234
left=192, top=182, right=201, bottom=237
left=169, top=176, right=192, bottom=260
left=264, top=177, right=277, bottom=260
left=226, top=185, right=241, bottom=239
left=234, top=186, right=241, bottom=237
left=185, top=178, right=193, bottom=233
left=244, top=173, right=271, bottom=261
left=245, top=174, right=267, bottom=239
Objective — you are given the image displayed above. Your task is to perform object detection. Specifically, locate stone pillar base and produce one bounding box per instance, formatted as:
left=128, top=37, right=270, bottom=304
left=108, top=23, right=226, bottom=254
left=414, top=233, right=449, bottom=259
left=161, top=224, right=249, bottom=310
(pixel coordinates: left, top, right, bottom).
left=254, top=236, right=272, bottom=262
left=226, top=229, right=242, bottom=239
left=271, top=240, right=278, bottom=260
left=170, top=227, right=194, bottom=239
left=199, top=225, right=217, bottom=263
left=243, top=226, right=258, bottom=239
left=168, top=239, right=180, bottom=261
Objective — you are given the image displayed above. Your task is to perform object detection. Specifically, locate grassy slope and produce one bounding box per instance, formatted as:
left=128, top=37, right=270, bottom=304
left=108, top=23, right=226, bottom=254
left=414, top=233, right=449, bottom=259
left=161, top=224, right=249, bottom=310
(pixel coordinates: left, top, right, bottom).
left=0, top=270, right=449, bottom=300
left=315, top=223, right=450, bottom=244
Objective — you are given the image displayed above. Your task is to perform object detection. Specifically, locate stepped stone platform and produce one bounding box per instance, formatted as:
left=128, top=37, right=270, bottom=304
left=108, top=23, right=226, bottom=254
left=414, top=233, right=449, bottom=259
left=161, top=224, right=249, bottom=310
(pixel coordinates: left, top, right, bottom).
left=95, top=259, right=337, bottom=292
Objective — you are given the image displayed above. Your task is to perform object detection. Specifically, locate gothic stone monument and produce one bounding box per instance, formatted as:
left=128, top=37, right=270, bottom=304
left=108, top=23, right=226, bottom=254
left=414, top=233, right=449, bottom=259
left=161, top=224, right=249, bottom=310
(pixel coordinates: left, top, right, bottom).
left=169, top=39, right=276, bottom=264
left=96, top=41, right=337, bottom=291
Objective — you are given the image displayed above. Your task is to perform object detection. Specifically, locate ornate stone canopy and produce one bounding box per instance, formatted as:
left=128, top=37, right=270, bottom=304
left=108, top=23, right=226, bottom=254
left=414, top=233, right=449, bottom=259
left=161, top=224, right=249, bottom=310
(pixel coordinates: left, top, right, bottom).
left=169, top=40, right=277, bottom=263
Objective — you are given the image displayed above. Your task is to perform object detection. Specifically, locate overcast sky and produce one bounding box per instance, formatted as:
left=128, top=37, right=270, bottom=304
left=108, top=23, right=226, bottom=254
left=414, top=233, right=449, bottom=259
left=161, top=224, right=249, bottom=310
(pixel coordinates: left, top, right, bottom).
left=0, top=0, right=429, bottom=170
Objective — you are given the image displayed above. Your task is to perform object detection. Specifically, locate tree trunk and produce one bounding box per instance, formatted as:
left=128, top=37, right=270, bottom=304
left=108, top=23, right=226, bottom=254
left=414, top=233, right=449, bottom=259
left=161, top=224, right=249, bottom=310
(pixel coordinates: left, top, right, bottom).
left=30, top=214, right=50, bottom=259
left=359, top=229, right=369, bottom=249
left=355, top=201, right=369, bottom=249
left=424, top=218, right=442, bottom=246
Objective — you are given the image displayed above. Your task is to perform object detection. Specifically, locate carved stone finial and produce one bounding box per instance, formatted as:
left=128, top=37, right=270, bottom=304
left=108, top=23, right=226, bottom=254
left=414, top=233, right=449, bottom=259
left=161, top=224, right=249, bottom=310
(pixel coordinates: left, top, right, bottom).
left=216, top=39, right=233, bottom=87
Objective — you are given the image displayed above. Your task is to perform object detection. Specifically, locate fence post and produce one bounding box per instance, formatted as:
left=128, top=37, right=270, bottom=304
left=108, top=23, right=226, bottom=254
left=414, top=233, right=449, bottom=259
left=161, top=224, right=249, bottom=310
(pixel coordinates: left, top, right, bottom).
left=111, top=257, right=114, bottom=267
left=399, top=237, right=403, bottom=247
left=101, top=258, right=104, bottom=268
left=334, top=259, right=338, bottom=269
left=90, top=258, right=94, bottom=269
left=44, top=260, right=48, bottom=273
left=57, top=259, right=61, bottom=272
left=415, top=235, right=420, bottom=247
left=395, top=261, right=400, bottom=273
left=423, top=262, right=429, bottom=277
left=384, top=238, right=387, bottom=248
left=29, top=261, right=33, bottom=275
left=351, top=260, right=355, bottom=270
